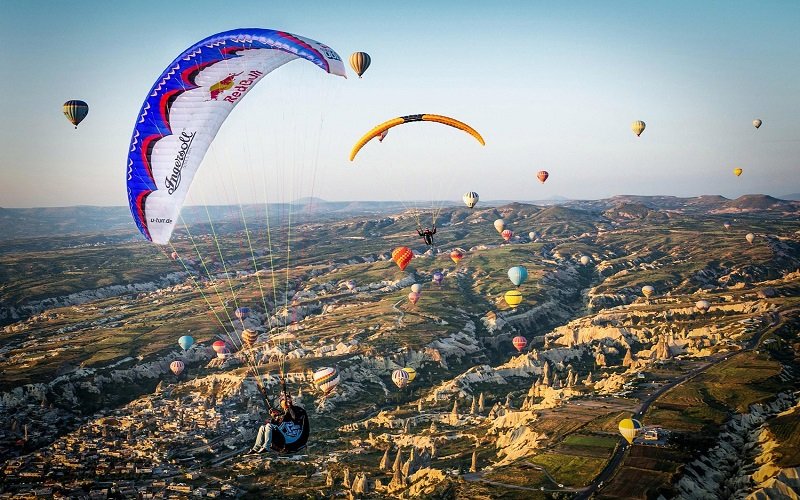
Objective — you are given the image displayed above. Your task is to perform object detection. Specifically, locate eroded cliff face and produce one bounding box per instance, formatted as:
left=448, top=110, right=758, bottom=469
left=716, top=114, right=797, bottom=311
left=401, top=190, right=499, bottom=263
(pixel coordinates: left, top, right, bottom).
left=667, top=392, right=797, bottom=500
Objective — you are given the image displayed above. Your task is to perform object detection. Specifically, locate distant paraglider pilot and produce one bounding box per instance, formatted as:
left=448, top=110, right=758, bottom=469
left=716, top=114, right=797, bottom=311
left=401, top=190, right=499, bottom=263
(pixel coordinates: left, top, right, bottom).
left=249, top=393, right=309, bottom=454
left=417, top=226, right=436, bottom=246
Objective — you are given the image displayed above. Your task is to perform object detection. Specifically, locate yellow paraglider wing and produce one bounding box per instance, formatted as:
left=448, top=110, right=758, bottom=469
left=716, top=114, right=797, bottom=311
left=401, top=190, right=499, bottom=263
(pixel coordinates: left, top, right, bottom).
left=349, top=114, right=485, bottom=161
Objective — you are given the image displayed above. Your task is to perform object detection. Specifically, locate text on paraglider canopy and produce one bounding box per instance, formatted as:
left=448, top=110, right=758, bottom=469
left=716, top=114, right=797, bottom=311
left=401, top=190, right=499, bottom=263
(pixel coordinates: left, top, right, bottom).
left=165, top=131, right=196, bottom=195
left=222, top=70, right=264, bottom=103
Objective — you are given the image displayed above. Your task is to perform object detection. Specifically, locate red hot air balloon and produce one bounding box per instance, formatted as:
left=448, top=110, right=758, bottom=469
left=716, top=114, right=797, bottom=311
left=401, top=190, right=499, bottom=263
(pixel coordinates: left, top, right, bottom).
left=212, top=341, right=227, bottom=354
left=392, top=246, right=413, bottom=271
left=170, top=251, right=179, bottom=260
left=512, top=336, right=528, bottom=352
left=408, top=291, right=421, bottom=305
left=537, top=171, right=549, bottom=183
left=501, top=229, right=513, bottom=242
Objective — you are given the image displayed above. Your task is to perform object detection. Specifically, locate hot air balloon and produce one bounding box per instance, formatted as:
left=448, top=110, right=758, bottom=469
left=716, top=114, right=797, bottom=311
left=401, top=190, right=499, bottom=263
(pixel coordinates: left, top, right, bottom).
left=345, top=280, right=357, bottom=291
left=408, top=292, right=421, bottom=305
left=178, top=335, right=194, bottom=351
left=463, top=192, right=479, bottom=208
left=618, top=418, right=643, bottom=444
left=537, top=171, right=549, bottom=184
left=501, top=229, right=513, bottom=242
left=170, top=360, right=185, bottom=376
left=392, top=369, right=410, bottom=389
left=313, top=367, right=340, bottom=395
left=411, top=283, right=422, bottom=294
left=212, top=341, right=228, bottom=354
left=505, top=290, right=523, bottom=308
left=170, top=251, right=179, bottom=260
left=63, top=100, right=89, bottom=129
left=485, top=311, right=497, bottom=322
left=494, top=219, right=505, bottom=233
left=723, top=222, right=731, bottom=230
left=733, top=168, right=743, bottom=177
left=234, top=307, right=251, bottom=320
left=641, top=285, right=655, bottom=299
left=392, top=246, right=413, bottom=271
left=746, top=233, right=755, bottom=244
left=350, top=114, right=484, bottom=161
left=126, top=29, right=346, bottom=245
left=432, top=271, right=444, bottom=285
left=753, top=119, right=762, bottom=129
left=580, top=255, right=591, bottom=265
left=695, top=300, right=710, bottom=312
left=241, top=329, right=259, bottom=346
left=512, top=336, right=527, bottom=352
left=349, top=52, right=371, bottom=78
left=508, top=266, right=528, bottom=287
left=528, top=231, right=539, bottom=241
left=632, top=120, right=646, bottom=137
left=450, top=249, right=464, bottom=264
left=402, top=367, right=417, bottom=383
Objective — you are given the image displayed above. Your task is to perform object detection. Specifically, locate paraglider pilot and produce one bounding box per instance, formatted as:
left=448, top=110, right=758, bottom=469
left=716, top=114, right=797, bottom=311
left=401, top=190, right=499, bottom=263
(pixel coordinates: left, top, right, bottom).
left=417, top=226, right=436, bottom=246
left=249, top=391, right=309, bottom=454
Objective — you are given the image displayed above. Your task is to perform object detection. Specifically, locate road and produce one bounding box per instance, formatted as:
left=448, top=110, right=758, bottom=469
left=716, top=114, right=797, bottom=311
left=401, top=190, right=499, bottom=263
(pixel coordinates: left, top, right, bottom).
left=576, top=312, right=779, bottom=499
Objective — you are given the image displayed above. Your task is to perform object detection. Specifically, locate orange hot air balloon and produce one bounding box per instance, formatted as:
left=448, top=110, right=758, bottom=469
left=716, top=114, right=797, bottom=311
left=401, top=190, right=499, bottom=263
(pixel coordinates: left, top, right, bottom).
left=450, top=249, right=464, bottom=264
left=392, top=246, right=413, bottom=270
left=501, top=229, right=513, bottom=242
left=512, top=336, right=527, bottom=352
left=537, top=171, right=549, bottom=183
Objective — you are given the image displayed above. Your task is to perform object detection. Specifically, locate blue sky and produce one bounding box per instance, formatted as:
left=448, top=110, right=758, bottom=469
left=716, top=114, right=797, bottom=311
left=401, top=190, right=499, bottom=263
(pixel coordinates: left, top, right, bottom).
left=0, top=1, right=798, bottom=207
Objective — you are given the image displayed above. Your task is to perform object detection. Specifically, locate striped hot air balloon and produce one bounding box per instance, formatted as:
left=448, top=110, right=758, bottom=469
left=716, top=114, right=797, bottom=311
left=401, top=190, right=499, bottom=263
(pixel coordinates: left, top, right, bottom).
left=241, top=329, right=259, bottom=346
left=505, top=290, right=523, bottom=308
left=501, top=229, right=513, bottom=242
left=512, top=336, right=527, bottom=352
left=63, top=100, right=89, bottom=128
left=392, top=369, right=410, bottom=389
left=641, top=285, right=655, bottom=299
left=618, top=418, right=643, bottom=444
left=349, top=52, right=371, bottom=78
left=462, top=191, right=479, bottom=208
left=536, top=171, right=549, bottom=183
left=170, top=360, right=185, bottom=376
left=631, top=120, right=646, bottom=137
left=450, top=249, right=464, bottom=264
left=212, top=340, right=228, bottom=354
left=432, top=271, right=444, bottom=285
left=313, top=367, right=340, bottom=395
left=392, top=246, right=413, bottom=271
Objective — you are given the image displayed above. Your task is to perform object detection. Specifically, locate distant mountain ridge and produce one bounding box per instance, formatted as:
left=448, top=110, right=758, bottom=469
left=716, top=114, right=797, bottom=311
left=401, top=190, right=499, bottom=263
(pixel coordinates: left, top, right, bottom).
left=1, top=194, right=797, bottom=241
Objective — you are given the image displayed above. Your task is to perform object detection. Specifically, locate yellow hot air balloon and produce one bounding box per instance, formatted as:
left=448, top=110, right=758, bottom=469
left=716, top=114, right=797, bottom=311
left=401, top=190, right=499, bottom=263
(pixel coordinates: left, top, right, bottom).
left=733, top=168, right=743, bottom=177
left=349, top=52, right=371, bottom=78
left=402, top=367, right=417, bottom=383
left=618, top=418, right=643, bottom=444
left=504, top=290, right=523, bottom=308
left=631, top=120, right=646, bottom=137
left=349, top=114, right=484, bottom=161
